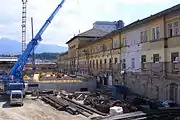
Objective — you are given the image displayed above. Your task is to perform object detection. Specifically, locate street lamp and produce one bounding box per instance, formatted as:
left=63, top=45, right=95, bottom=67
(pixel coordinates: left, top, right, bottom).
left=120, top=70, right=126, bottom=86
left=120, top=70, right=127, bottom=100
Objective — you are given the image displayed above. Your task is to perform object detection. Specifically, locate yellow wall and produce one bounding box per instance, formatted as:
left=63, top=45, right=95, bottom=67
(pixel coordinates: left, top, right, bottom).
left=147, top=17, right=165, bottom=40
left=68, top=38, right=78, bottom=58
left=167, top=37, right=180, bottom=48
left=141, top=40, right=165, bottom=51
left=77, top=33, right=121, bottom=65
left=140, top=17, right=166, bottom=62
left=166, top=47, right=180, bottom=62
left=141, top=49, right=165, bottom=62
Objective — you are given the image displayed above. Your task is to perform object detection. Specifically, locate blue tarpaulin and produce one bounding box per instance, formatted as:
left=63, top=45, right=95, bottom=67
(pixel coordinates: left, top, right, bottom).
left=109, top=85, right=130, bottom=99
left=113, top=85, right=129, bottom=93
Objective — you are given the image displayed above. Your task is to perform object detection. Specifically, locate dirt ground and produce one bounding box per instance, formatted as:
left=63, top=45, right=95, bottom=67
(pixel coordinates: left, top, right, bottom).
left=0, top=96, right=87, bottom=120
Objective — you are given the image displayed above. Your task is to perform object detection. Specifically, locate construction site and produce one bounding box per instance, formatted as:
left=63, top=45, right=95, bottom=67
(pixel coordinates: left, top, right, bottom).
left=2, top=0, right=180, bottom=120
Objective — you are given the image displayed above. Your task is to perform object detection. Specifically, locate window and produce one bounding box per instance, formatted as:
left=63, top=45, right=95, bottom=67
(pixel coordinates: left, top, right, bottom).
left=113, top=39, right=119, bottom=48
left=173, top=21, right=179, bottom=36
left=141, top=55, right=146, bottom=70
left=152, top=28, right=156, bottom=40
left=144, top=30, right=148, bottom=41
left=114, top=58, right=118, bottom=64
left=130, top=39, right=135, bottom=46
left=152, top=27, right=160, bottom=40
left=170, top=83, right=178, bottom=101
left=122, top=59, right=126, bottom=69
left=131, top=58, right=135, bottom=69
left=122, top=37, right=126, bottom=46
left=90, top=60, right=92, bottom=68
left=93, top=60, right=95, bottom=68
left=96, top=60, right=98, bottom=69
left=109, top=58, right=112, bottom=64
left=171, top=52, right=179, bottom=71
left=12, top=94, right=21, bottom=99
left=100, top=59, right=102, bottom=69
left=153, top=54, right=160, bottom=63
left=140, top=30, right=148, bottom=42
left=168, top=22, right=180, bottom=37
left=141, top=55, right=146, bottom=63
left=168, top=23, right=173, bottom=37
left=109, top=58, right=112, bottom=68
left=171, top=52, right=179, bottom=62
left=156, top=27, right=160, bottom=39
left=140, top=32, right=143, bottom=42
left=104, top=59, right=107, bottom=64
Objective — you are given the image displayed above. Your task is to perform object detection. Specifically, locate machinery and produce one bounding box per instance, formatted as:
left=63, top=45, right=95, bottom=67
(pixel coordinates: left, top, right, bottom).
left=2, top=0, right=65, bottom=105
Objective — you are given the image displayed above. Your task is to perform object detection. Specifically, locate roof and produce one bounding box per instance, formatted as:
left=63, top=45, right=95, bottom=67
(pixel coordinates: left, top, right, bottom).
left=11, top=90, right=22, bottom=93
left=66, top=28, right=108, bottom=44
left=59, top=51, right=68, bottom=56
left=93, top=21, right=117, bottom=25
left=112, top=4, right=180, bottom=34
left=0, top=57, right=18, bottom=62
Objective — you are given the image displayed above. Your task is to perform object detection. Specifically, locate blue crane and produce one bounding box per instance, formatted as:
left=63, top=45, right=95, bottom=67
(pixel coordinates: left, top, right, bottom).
left=3, top=0, right=65, bottom=101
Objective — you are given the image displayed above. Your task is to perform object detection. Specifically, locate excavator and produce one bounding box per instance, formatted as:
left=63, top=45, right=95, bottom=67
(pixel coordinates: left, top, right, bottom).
left=2, top=0, right=65, bottom=106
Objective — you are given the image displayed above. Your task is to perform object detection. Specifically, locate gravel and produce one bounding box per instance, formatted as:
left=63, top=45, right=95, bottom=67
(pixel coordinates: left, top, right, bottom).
left=0, top=96, right=87, bottom=120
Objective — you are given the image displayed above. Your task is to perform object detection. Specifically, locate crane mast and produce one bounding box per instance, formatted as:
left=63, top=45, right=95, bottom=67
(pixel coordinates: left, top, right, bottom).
left=22, top=0, right=28, bottom=53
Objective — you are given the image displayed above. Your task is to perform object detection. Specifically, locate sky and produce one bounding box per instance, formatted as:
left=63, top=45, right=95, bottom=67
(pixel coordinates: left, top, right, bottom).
left=0, top=0, right=179, bottom=47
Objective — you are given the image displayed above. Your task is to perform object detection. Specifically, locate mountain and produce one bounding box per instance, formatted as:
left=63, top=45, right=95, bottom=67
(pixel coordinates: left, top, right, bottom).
left=0, top=38, right=67, bottom=55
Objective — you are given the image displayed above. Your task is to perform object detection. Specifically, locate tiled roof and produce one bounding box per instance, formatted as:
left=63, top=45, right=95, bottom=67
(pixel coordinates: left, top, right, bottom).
left=66, top=28, right=108, bottom=44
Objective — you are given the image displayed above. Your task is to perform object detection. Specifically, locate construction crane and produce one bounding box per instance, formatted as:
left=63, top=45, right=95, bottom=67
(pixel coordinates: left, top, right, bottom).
left=3, top=0, right=65, bottom=106
left=22, top=0, right=28, bottom=53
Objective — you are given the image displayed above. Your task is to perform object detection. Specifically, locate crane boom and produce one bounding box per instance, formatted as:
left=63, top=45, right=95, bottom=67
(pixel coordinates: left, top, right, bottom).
left=3, top=0, right=65, bottom=97
left=9, top=0, right=65, bottom=79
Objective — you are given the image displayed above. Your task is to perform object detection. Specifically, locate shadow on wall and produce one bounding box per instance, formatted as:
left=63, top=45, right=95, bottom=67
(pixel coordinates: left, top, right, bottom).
left=38, top=80, right=97, bottom=93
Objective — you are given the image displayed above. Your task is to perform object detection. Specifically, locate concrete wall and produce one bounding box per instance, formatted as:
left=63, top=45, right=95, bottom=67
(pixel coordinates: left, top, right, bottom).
left=38, top=80, right=97, bottom=93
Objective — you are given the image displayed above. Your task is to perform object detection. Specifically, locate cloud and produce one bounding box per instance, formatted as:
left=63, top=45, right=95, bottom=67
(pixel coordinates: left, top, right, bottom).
left=116, top=0, right=170, bottom=4
left=0, top=0, right=177, bottom=48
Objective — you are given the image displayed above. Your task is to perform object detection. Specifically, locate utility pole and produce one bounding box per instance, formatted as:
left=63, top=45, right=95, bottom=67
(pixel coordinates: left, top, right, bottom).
left=110, top=37, right=113, bottom=86
left=22, top=0, right=28, bottom=53
left=31, top=17, right=36, bottom=73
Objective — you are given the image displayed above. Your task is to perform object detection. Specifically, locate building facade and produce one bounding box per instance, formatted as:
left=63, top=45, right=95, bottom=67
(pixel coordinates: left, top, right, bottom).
left=65, top=28, right=108, bottom=74
left=58, top=4, right=180, bottom=104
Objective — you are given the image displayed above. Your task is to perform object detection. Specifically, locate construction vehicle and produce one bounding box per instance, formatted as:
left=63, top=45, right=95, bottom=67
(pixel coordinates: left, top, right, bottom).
left=10, top=90, right=24, bottom=106
left=2, top=0, right=65, bottom=106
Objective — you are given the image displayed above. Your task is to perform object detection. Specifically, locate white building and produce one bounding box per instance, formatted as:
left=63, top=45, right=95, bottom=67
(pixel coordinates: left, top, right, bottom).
left=121, top=29, right=142, bottom=72
left=93, top=20, right=124, bottom=33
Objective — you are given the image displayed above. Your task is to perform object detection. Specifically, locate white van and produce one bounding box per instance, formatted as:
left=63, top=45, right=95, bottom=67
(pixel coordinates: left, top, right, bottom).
left=10, top=90, right=23, bottom=106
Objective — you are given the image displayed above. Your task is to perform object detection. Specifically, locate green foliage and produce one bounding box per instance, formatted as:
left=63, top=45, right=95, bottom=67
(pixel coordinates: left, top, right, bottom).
left=34, top=52, right=59, bottom=60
